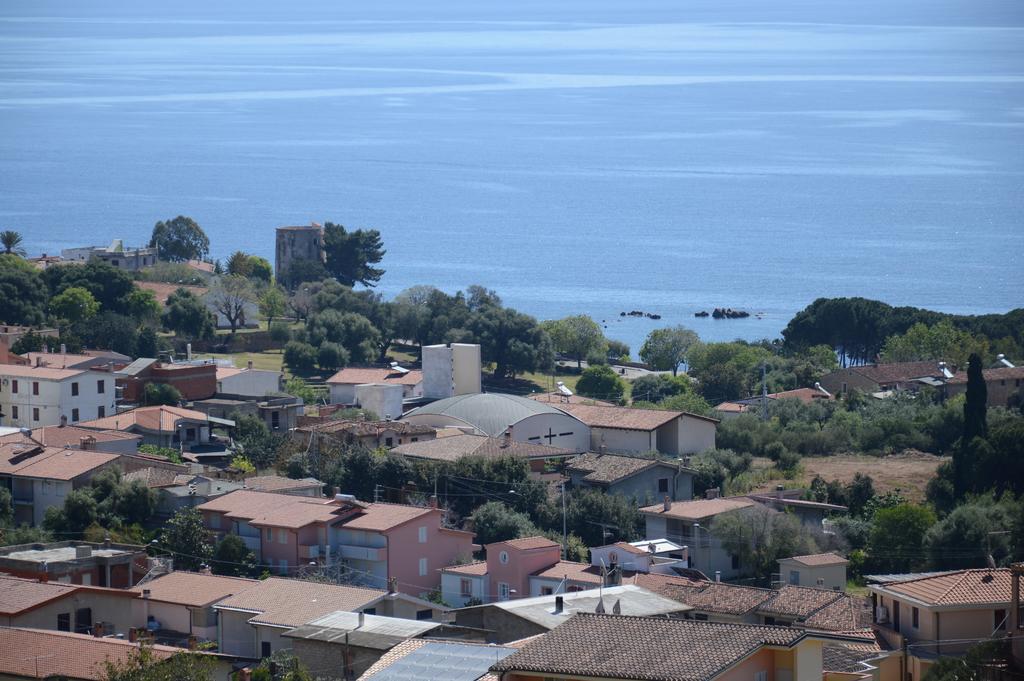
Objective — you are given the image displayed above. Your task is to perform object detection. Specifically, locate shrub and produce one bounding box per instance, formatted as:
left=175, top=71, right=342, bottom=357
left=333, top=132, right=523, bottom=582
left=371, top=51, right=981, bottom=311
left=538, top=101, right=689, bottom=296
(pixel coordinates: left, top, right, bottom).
left=283, top=341, right=317, bottom=374
left=317, top=341, right=349, bottom=372
left=268, top=321, right=291, bottom=344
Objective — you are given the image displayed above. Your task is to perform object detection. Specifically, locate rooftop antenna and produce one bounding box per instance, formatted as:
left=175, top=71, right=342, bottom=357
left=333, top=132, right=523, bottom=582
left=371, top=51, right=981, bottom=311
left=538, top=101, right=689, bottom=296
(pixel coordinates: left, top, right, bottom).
left=761, top=362, right=769, bottom=421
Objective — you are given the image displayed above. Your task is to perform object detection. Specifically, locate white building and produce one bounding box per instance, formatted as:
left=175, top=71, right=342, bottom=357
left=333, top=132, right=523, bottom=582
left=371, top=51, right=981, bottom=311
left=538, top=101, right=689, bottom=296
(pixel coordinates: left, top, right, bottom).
left=777, top=552, right=848, bottom=591
left=553, top=403, right=717, bottom=456
left=403, top=393, right=590, bottom=452
left=422, top=343, right=482, bottom=399
left=325, top=367, right=423, bottom=406
left=61, top=239, right=158, bottom=271
left=0, top=364, right=116, bottom=428
left=215, top=365, right=283, bottom=398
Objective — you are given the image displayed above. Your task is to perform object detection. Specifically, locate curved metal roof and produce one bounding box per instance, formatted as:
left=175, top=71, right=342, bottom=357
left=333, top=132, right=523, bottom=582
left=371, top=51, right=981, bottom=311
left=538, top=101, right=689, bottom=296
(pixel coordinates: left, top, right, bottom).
left=404, top=393, right=573, bottom=437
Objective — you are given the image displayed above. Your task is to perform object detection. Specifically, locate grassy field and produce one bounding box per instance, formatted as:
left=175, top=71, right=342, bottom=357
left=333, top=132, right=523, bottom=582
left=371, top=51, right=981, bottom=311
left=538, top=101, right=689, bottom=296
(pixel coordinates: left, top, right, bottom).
left=749, top=452, right=945, bottom=503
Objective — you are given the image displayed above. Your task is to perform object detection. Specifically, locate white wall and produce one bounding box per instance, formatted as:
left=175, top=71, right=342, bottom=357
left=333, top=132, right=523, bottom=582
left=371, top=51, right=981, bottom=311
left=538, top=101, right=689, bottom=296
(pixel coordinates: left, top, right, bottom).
left=422, top=344, right=454, bottom=400
left=590, top=427, right=655, bottom=454
left=354, top=383, right=404, bottom=421
left=218, top=370, right=282, bottom=397
left=441, top=572, right=487, bottom=607
left=510, top=414, right=590, bottom=452
left=451, top=344, right=481, bottom=396
left=217, top=608, right=258, bottom=657
left=329, top=383, right=358, bottom=405
left=0, top=369, right=114, bottom=428
left=779, top=562, right=847, bottom=591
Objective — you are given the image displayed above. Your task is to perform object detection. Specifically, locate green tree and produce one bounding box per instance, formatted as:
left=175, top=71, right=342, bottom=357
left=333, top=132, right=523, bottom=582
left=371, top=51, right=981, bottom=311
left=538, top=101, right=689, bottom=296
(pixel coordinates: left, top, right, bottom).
left=542, top=315, right=605, bottom=369
left=44, top=260, right=136, bottom=314
left=49, top=286, right=100, bottom=325
left=0, top=487, right=12, bottom=527
left=0, top=230, right=26, bottom=256
left=160, top=508, right=213, bottom=571
left=470, top=502, right=538, bottom=546
left=956, top=353, right=988, bottom=500
left=150, top=216, right=210, bottom=262
left=470, top=305, right=553, bottom=379
left=207, top=275, right=257, bottom=334
left=575, top=365, right=626, bottom=402
left=924, top=495, right=1018, bottom=570
left=323, top=222, right=386, bottom=287
left=231, top=412, right=286, bottom=469
left=163, top=288, right=216, bottom=339
left=100, top=644, right=216, bottom=681
left=557, top=488, right=642, bottom=546
left=713, top=507, right=819, bottom=583
left=144, top=383, right=181, bottom=406
left=307, top=310, right=379, bottom=364
left=283, top=341, right=318, bottom=375
left=867, top=504, right=935, bottom=574
left=880, top=320, right=987, bottom=367
left=124, top=288, right=163, bottom=323
left=630, top=373, right=691, bottom=404
left=43, top=489, right=98, bottom=537
left=259, top=285, right=287, bottom=326
left=269, top=321, right=292, bottom=345
left=0, top=254, right=48, bottom=325
left=211, top=535, right=257, bottom=577
left=251, top=651, right=316, bottom=681
left=639, top=326, right=699, bottom=376
left=317, top=341, right=348, bottom=372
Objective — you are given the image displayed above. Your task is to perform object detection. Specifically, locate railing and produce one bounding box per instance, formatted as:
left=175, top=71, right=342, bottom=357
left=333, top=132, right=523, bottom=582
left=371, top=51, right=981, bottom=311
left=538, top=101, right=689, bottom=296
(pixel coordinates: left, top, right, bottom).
left=299, top=544, right=320, bottom=560
left=335, top=544, right=386, bottom=562
left=239, top=535, right=261, bottom=552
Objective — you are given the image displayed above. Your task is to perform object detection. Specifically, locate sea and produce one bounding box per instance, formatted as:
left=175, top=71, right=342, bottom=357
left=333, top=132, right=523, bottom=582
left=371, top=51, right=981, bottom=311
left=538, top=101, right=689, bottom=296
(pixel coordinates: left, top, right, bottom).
left=1, top=0, right=1022, bottom=352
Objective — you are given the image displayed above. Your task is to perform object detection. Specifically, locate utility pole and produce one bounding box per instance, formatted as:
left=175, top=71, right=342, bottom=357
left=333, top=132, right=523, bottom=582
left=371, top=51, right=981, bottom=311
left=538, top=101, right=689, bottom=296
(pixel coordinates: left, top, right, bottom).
left=373, top=484, right=381, bottom=503
left=561, top=482, right=567, bottom=559
left=761, top=361, right=769, bottom=421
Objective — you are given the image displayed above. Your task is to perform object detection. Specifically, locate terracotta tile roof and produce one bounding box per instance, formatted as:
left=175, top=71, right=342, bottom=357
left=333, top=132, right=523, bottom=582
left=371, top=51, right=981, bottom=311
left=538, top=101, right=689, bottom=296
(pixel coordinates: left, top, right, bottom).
left=0, top=628, right=178, bottom=680
left=847, top=361, right=945, bottom=385
left=757, top=585, right=845, bottom=619
left=0, top=444, right=119, bottom=481
left=879, top=568, right=1012, bottom=607
left=714, top=401, right=750, bottom=413
left=296, top=419, right=436, bottom=438
left=326, top=367, right=423, bottom=386
left=392, top=433, right=573, bottom=462
left=609, top=541, right=648, bottom=556
left=639, top=497, right=756, bottom=520
left=0, top=425, right=140, bottom=449
left=567, top=452, right=673, bottom=484
left=527, top=392, right=615, bottom=406
left=131, top=571, right=259, bottom=607
left=498, top=536, right=561, bottom=551
left=555, top=403, right=718, bottom=430
left=79, top=405, right=211, bottom=433
left=243, top=475, right=322, bottom=493
left=782, top=552, right=849, bottom=567
left=769, top=387, right=834, bottom=403
left=0, top=363, right=85, bottom=380
left=215, top=577, right=386, bottom=627
left=650, top=578, right=773, bottom=616
left=945, top=366, right=1024, bottom=385
left=530, top=560, right=604, bottom=585
left=492, top=613, right=806, bottom=681
left=341, top=502, right=436, bottom=532
left=135, top=281, right=210, bottom=305
left=215, top=366, right=243, bottom=380
left=803, top=594, right=872, bottom=631
left=124, top=466, right=181, bottom=488
left=22, top=352, right=108, bottom=369
left=441, top=561, right=489, bottom=576
left=0, top=575, right=78, bottom=615
left=823, top=642, right=885, bottom=673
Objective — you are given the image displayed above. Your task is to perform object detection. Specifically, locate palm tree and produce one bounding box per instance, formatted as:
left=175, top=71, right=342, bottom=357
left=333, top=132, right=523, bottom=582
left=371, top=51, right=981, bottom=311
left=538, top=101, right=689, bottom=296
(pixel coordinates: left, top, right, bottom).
left=0, top=231, right=26, bottom=256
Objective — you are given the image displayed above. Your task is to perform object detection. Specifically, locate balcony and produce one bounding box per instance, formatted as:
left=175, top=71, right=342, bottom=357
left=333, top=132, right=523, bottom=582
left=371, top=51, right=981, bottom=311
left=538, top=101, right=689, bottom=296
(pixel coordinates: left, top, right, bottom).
left=238, top=535, right=261, bottom=552
left=335, top=544, right=387, bottom=562
left=299, top=544, right=320, bottom=560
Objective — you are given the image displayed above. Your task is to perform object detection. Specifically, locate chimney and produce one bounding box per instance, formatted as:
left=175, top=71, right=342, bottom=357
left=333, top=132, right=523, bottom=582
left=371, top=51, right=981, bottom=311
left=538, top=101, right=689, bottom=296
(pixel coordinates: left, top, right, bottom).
left=60, top=343, right=67, bottom=355
left=358, top=611, right=365, bottom=628
left=237, top=669, right=252, bottom=681
left=186, top=343, right=192, bottom=361
left=705, top=488, right=719, bottom=500
left=75, top=545, right=92, bottom=559
left=80, top=436, right=96, bottom=451
left=387, top=577, right=397, bottom=594
left=554, top=595, right=564, bottom=614
left=663, top=495, right=671, bottom=512
left=715, top=570, right=721, bottom=582
left=429, top=494, right=438, bottom=509
left=59, top=415, right=68, bottom=428
left=775, top=484, right=784, bottom=499
left=247, top=360, right=253, bottom=371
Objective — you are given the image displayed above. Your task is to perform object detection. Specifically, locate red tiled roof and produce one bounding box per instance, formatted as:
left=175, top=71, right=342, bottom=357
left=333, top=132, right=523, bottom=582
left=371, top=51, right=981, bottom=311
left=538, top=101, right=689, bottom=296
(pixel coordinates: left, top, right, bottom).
left=847, top=361, right=945, bottom=385
left=945, top=366, right=1024, bottom=385
left=782, top=552, right=849, bottom=567
left=131, top=571, right=259, bottom=607
left=243, top=475, right=322, bottom=493
left=530, top=560, right=604, bottom=585
left=0, top=575, right=79, bottom=615
left=879, top=568, right=1012, bottom=607
left=342, top=503, right=436, bottom=532
left=0, top=444, right=119, bottom=481
left=440, top=561, right=488, bottom=576
left=134, top=281, right=209, bottom=304
left=0, top=363, right=85, bottom=380
left=639, top=497, right=756, bottom=520
left=0, top=628, right=178, bottom=680
left=497, top=536, right=561, bottom=551
left=215, top=577, right=385, bottom=627
left=554, top=403, right=717, bottom=430
left=326, top=367, right=422, bottom=386
left=527, top=393, right=615, bottom=407
left=79, top=405, right=211, bottom=433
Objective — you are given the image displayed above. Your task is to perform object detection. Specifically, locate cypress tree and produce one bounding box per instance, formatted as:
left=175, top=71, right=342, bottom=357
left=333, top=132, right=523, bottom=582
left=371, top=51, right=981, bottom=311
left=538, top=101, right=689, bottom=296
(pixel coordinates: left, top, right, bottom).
left=955, top=353, right=987, bottom=498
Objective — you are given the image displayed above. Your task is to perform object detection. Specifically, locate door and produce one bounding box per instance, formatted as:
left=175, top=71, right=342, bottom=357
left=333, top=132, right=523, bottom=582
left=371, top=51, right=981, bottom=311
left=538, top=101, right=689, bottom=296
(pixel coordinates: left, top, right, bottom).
left=892, top=600, right=901, bottom=633
left=75, top=607, right=92, bottom=634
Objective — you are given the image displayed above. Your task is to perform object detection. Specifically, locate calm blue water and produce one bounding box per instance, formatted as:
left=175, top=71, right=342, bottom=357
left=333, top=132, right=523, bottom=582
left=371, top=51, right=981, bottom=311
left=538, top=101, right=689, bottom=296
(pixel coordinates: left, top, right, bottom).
left=2, top=0, right=1022, bottom=351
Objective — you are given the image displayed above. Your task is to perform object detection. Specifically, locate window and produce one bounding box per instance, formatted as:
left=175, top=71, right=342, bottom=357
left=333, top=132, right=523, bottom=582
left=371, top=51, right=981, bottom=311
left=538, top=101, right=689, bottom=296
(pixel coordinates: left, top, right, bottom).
left=266, top=528, right=274, bottom=542
left=731, top=554, right=740, bottom=570
left=499, top=551, right=509, bottom=564
left=996, top=609, right=1007, bottom=631
left=789, top=570, right=800, bottom=585
left=261, top=642, right=272, bottom=658
left=97, top=380, right=105, bottom=394
left=385, top=437, right=393, bottom=447
left=32, top=381, right=39, bottom=395
left=74, top=607, right=92, bottom=634
left=540, top=587, right=553, bottom=596
left=11, top=379, right=17, bottom=394
left=32, top=408, right=39, bottom=422
left=278, top=529, right=287, bottom=544
left=418, top=526, right=427, bottom=543
left=271, top=411, right=280, bottom=430
left=71, top=382, right=79, bottom=396
left=416, top=609, right=433, bottom=620
left=81, top=573, right=92, bottom=586
left=57, top=613, right=71, bottom=631
left=71, top=408, right=79, bottom=422
left=97, top=406, right=105, bottom=418
left=412, top=437, right=419, bottom=442
left=498, top=582, right=511, bottom=601
left=363, top=608, right=376, bottom=615
left=419, top=558, right=428, bottom=576
left=912, top=607, right=919, bottom=629
left=755, top=672, right=768, bottom=681
left=658, top=478, right=669, bottom=494
left=460, top=579, right=473, bottom=596
left=111, top=259, right=119, bottom=267
left=11, top=406, right=17, bottom=420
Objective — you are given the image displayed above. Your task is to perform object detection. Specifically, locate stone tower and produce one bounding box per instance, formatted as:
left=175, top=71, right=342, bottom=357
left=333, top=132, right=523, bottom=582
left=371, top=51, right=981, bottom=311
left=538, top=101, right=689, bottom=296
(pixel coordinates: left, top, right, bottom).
left=275, top=222, right=326, bottom=282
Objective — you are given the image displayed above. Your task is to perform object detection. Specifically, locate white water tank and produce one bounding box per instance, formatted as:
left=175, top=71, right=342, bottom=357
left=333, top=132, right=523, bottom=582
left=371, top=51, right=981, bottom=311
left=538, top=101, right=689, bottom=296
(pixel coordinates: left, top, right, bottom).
left=422, top=343, right=481, bottom=399
left=354, top=383, right=403, bottom=421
